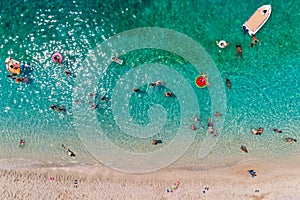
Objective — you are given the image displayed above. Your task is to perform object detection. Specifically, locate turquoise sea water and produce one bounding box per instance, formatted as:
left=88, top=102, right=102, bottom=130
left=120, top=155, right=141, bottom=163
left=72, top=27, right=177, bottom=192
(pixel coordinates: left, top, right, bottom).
left=0, top=0, right=299, bottom=171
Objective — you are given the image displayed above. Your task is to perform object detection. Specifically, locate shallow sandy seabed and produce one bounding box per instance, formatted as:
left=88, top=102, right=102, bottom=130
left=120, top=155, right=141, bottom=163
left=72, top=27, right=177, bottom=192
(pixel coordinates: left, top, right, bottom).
left=0, top=155, right=299, bottom=200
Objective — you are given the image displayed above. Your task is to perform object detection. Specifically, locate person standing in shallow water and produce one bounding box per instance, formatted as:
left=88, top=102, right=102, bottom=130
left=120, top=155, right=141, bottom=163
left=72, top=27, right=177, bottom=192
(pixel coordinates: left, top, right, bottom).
left=252, top=127, right=264, bottom=135
left=191, top=123, right=197, bottom=130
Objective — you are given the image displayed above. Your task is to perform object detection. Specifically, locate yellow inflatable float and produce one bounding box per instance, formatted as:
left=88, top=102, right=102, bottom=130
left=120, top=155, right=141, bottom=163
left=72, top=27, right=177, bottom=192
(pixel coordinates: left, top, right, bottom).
left=5, top=57, right=21, bottom=75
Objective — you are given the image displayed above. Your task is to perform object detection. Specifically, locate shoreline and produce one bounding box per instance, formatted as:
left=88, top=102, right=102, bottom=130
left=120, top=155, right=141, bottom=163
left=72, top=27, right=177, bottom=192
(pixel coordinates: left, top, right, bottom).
left=0, top=154, right=299, bottom=199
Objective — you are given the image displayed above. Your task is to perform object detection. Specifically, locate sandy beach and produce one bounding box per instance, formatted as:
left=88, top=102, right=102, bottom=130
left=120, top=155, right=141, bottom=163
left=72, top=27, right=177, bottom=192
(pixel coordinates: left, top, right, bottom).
left=0, top=154, right=299, bottom=200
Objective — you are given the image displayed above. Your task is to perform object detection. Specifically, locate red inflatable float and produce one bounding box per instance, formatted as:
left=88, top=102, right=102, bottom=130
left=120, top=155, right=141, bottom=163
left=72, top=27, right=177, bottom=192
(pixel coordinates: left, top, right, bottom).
left=195, top=74, right=208, bottom=88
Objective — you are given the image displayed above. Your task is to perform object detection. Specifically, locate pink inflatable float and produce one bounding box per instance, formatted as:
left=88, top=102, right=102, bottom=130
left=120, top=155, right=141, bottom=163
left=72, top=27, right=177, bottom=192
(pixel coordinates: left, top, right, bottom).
left=52, top=52, right=63, bottom=64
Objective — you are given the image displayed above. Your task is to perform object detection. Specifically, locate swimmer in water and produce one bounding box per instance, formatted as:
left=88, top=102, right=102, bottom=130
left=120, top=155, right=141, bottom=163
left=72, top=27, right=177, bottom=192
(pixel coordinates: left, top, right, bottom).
left=152, top=139, right=162, bottom=145
left=8, top=75, right=28, bottom=84
left=62, top=144, right=76, bottom=157
left=53, top=55, right=61, bottom=64
left=19, top=139, right=25, bottom=147
left=236, top=44, right=243, bottom=59
left=207, top=118, right=214, bottom=133
left=133, top=88, right=140, bottom=92
left=191, top=123, right=197, bottom=130
left=65, top=70, right=71, bottom=77
left=250, top=34, right=261, bottom=48
left=252, top=127, right=264, bottom=135
left=50, top=105, right=66, bottom=113
left=225, top=74, right=231, bottom=91
left=273, top=129, right=282, bottom=133
left=215, top=112, right=222, bottom=117
left=15, top=77, right=28, bottom=84
left=165, top=91, right=172, bottom=97
left=283, top=138, right=297, bottom=143
left=156, top=80, right=162, bottom=86
left=100, top=96, right=107, bottom=102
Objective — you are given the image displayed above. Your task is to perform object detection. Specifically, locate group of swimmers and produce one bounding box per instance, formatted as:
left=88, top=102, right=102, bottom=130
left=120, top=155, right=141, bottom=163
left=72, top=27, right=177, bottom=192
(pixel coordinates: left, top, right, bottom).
left=235, top=34, right=260, bottom=58
left=251, top=127, right=297, bottom=143
left=134, top=80, right=173, bottom=145
left=133, top=80, right=173, bottom=98
left=191, top=112, right=221, bottom=137
left=151, top=80, right=173, bottom=97
left=215, top=33, right=257, bottom=59
left=50, top=104, right=67, bottom=113
left=53, top=54, right=74, bottom=77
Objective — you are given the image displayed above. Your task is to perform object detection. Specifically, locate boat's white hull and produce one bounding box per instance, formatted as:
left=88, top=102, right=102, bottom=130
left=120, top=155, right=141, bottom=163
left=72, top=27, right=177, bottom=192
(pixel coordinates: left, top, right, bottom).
left=242, top=5, right=272, bottom=36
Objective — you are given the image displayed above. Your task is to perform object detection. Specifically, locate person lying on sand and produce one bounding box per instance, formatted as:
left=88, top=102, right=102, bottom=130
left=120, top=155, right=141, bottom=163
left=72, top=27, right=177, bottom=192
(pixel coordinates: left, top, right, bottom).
left=248, top=170, right=257, bottom=178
